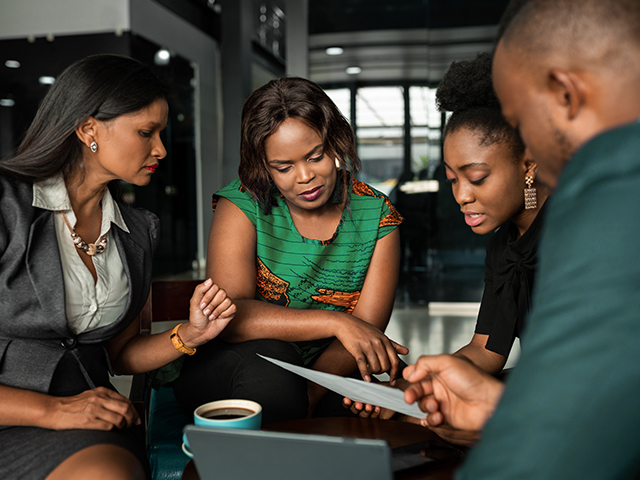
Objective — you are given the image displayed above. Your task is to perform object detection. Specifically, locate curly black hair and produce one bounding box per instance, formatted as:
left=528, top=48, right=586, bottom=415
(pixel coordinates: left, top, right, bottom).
left=436, top=52, right=524, bottom=160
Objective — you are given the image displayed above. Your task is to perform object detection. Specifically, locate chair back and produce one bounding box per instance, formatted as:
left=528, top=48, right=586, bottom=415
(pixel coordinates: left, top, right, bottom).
left=128, top=280, right=203, bottom=480
left=139, top=280, right=203, bottom=334
left=130, top=279, right=202, bottom=408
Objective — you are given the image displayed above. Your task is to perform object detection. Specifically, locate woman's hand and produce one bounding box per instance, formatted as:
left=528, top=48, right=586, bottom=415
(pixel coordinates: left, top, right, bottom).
left=342, top=378, right=411, bottom=419
left=46, top=387, right=139, bottom=431
left=343, top=398, right=392, bottom=419
left=334, top=315, right=408, bottom=383
left=180, top=278, right=236, bottom=347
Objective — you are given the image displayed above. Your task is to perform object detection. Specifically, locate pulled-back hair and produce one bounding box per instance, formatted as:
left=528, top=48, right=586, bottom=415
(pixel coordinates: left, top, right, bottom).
left=239, top=77, right=360, bottom=214
left=0, top=54, right=168, bottom=183
left=436, top=52, right=524, bottom=160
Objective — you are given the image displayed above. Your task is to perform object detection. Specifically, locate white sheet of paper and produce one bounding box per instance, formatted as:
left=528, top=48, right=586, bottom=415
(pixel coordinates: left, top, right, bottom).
left=258, top=354, right=427, bottom=419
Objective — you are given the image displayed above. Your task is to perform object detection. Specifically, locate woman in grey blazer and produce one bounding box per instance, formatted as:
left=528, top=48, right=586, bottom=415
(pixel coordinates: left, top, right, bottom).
left=0, top=55, right=235, bottom=480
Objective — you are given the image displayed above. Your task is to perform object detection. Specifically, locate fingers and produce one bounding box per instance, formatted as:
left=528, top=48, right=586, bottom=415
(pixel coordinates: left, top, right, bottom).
left=405, top=354, right=460, bottom=382
left=403, top=379, right=433, bottom=405
left=89, top=388, right=139, bottom=429
left=198, top=279, right=236, bottom=321
left=52, top=387, right=139, bottom=431
left=356, top=356, right=372, bottom=382
left=357, top=404, right=380, bottom=418
left=338, top=318, right=405, bottom=382
left=347, top=401, right=380, bottom=418
left=403, top=363, right=417, bottom=381
left=210, top=293, right=236, bottom=320
left=361, top=336, right=404, bottom=381
left=418, top=395, right=440, bottom=416
left=391, top=340, right=409, bottom=356
left=386, top=341, right=404, bottom=385
left=378, top=408, right=396, bottom=420
left=198, top=280, right=220, bottom=317
left=425, top=411, right=444, bottom=427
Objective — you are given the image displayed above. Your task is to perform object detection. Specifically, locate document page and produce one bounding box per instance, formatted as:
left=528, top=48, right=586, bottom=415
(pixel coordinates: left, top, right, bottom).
left=259, top=354, right=427, bottom=419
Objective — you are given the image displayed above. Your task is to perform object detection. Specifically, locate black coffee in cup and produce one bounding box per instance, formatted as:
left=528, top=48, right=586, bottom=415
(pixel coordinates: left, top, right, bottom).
left=200, top=407, right=255, bottom=420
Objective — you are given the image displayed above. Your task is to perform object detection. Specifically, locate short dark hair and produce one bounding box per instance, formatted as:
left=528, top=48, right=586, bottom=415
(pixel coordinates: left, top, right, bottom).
left=498, top=0, right=640, bottom=71
left=436, top=52, right=524, bottom=160
left=0, top=54, right=168, bottom=183
left=496, top=0, right=529, bottom=41
left=239, top=77, right=360, bottom=214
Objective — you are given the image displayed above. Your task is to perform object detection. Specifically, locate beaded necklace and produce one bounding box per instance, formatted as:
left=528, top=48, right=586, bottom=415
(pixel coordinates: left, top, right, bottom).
left=60, top=211, right=107, bottom=256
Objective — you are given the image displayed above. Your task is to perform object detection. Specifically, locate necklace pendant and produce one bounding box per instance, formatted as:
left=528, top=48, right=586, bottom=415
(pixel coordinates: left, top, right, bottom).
left=60, top=211, right=108, bottom=256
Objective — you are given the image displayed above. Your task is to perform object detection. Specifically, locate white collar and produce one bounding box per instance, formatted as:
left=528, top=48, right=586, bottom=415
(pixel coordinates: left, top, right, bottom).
left=32, top=174, right=130, bottom=234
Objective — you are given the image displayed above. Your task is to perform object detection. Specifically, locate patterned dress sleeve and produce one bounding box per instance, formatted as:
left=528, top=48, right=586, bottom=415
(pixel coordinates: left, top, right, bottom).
left=212, top=178, right=259, bottom=226
left=350, top=177, right=403, bottom=240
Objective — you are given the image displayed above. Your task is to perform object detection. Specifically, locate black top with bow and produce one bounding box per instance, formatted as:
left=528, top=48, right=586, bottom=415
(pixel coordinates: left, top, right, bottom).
left=475, top=203, right=547, bottom=357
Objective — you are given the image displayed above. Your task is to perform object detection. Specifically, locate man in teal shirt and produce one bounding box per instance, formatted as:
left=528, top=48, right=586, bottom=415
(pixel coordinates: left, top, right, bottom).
left=403, top=0, right=640, bottom=478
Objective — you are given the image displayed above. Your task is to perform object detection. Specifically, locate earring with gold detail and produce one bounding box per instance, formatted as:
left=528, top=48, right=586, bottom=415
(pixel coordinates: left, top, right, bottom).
left=524, top=175, right=537, bottom=210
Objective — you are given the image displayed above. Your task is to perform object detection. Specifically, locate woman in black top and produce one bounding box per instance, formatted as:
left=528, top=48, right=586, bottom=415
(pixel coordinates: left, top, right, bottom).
left=345, top=53, right=550, bottom=443
left=439, top=52, right=550, bottom=375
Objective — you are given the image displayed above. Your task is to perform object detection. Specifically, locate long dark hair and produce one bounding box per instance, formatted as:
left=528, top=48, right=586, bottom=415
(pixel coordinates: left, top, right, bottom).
left=436, top=52, right=524, bottom=160
left=0, top=54, right=168, bottom=183
left=239, top=77, right=360, bottom=214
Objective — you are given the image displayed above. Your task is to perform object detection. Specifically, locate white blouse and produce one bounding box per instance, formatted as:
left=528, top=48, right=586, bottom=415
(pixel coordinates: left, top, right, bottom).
left=32, top=175, right=130, bottom=334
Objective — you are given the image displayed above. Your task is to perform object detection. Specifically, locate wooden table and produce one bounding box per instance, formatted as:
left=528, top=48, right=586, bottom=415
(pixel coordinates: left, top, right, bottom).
left=182, top=417, right=464, bottom=480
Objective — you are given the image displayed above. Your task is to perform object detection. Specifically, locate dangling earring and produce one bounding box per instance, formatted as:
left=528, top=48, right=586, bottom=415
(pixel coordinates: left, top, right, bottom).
left=335, top=157, right=340, bottom=169
left=524, top=175, right=537, bottom=209
left=90, top=141, right=98, bottom=153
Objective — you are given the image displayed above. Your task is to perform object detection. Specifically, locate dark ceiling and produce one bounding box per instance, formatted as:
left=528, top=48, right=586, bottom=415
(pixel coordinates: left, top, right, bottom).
left=154, top=0, right=510, bottom=85
left=159, top=0, right=511, bottom=39
left=308, top=0, right=511, bottom=34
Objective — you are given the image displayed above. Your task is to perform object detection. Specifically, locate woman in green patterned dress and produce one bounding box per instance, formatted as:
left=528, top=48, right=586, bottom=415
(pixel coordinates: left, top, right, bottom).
left=173, top=77, right=407, bottom=423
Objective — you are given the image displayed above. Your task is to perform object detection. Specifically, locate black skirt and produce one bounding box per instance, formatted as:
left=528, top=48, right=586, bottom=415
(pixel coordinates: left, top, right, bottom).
left=0, top=347, right=149, bottom=480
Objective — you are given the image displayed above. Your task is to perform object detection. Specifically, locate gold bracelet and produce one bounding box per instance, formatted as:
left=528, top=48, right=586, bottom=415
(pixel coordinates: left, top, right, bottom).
left=170, top=323, right=196, bottom=356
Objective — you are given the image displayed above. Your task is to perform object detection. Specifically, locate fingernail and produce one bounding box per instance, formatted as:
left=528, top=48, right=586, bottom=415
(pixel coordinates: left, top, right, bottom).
left=203, top=308, right=211, bottom=315
left=200, top=302, right=207, bottom=309
left=205, top=278, right=212, bottom=286
left=209, top=314, right=217, bottom=321
left=364, top=375, right=371, bottom=382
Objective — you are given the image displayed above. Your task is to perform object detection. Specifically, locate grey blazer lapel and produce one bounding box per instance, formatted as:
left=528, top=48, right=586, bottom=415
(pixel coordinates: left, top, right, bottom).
left=26, top=210, right=69, bottom=336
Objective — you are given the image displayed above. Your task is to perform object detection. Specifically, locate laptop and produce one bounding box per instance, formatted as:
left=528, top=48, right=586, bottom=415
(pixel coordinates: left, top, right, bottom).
left=183, top=424, right=393, bottom=480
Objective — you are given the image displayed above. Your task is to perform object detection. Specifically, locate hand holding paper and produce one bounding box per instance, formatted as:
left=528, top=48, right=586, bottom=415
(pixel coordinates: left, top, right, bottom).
left=259, top=354, right=427, bottom=419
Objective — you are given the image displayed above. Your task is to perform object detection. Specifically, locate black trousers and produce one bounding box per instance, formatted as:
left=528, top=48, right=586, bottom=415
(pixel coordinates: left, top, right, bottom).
left=172, top=338, right=356, bottom=425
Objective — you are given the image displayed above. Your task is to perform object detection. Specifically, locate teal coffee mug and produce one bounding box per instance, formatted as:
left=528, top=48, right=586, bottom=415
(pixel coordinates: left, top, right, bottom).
left=183, top=399, right=262, bottom=457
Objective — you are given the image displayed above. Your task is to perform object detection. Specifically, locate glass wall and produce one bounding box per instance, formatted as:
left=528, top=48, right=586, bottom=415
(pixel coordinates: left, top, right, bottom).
left=0, top=33, right=198, bottom=277
left=355, top=86, right=405, bottom=194
left=325, top=83, right=487, bottom=304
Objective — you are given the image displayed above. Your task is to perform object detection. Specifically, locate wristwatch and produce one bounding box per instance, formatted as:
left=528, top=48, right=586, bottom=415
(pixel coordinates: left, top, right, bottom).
left=170, top=323, right=197, bottom=355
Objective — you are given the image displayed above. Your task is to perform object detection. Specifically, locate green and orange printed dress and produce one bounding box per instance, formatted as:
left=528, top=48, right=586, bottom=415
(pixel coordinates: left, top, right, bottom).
left=213, top=175, right=403, bottom=365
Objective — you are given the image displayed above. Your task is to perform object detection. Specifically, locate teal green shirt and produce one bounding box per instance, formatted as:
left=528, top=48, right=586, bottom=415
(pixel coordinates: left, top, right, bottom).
left=459, top=122, right=640, bottom=478
left=214, top=176, right=402, bottom=365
